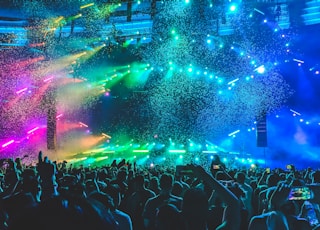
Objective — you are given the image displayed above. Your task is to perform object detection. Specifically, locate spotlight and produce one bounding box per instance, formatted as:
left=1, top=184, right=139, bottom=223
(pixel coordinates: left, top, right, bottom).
left=255, top=65, right=265, bottom=74
left=229, top=4, right=237, bottom=12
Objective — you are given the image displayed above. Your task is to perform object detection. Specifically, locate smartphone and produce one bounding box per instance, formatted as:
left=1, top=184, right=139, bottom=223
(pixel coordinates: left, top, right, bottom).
left=266, top=168, right=270, bottom=173
left=288, top=187, right=313, bottom=201
left=212, top=165, right=220, bottom=170
left=175, top=165, right=193, bottom=177
left=286, top=164, right=292, bottom=170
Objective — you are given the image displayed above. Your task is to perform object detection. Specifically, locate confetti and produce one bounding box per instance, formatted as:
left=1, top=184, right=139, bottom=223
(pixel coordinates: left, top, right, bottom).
left=0, top=0, right=295, bottom=159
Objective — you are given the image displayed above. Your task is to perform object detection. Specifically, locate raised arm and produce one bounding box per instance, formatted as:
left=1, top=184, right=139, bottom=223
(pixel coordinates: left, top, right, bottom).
left=188, top=164, right=241, bottom=230
left=37, top=151, right=58, bottom=200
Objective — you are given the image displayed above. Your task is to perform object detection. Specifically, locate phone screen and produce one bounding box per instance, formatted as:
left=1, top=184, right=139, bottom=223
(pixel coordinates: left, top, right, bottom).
left=175, top=165, right=193, bottom=177
left=288, top=187, right=312, bottom=201
left=212, top=165, right=220, bottom=170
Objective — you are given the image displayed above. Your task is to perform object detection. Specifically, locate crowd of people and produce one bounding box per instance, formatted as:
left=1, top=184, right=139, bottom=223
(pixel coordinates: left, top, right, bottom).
left=0, top=151, right=320, bottom=230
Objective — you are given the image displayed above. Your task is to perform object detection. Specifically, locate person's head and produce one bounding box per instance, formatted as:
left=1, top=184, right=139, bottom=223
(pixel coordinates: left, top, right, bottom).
left=266, top=174, right=280, bottom=187
left=21, top=168, right=38, bottom=184
left=21, top=168, right=40, bottom=200
left=103, top=184, right=121, bottom=208
left=159, top=174, right=173, bottom=192
left=250, top=180, right=257, bottom=190
left=235, top=172, right=246, bottom=184
left=117, top=170, right=127, bottom=182
left=134, top=175, right=145, bottom=189
left=97, top=169, right=108, bottom=181
left=215, top=171, right=228, bottom=180
left=172, top=182, right=183, bottom=197
left=59, top=174, right=86, bottom=198
left=213, top=155, right=221, bottom=163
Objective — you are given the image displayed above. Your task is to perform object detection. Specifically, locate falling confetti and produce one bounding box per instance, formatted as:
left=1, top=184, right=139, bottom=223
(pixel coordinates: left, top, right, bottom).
left=136, top=1, right=294, bottom=142
left=0, top=0, right=296, bottom=160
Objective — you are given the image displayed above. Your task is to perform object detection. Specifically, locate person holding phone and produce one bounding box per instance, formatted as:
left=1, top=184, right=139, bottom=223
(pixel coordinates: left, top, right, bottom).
left=210, top=155, right=226, bottom=178
left=186, top=164, right=241, bottom=230
left=249, top=183, right=311, bottom=230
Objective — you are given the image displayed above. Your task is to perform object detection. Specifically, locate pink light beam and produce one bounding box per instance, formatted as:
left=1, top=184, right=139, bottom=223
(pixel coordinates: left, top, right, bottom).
left=27, top=127, right=39, bottom=134
left=79, top=122, right=89, bottom=128
left=2, top=140, right=15, bottom=148
left=43, top=76, right=54, bottom=82
left=56, top=114, right=63, bottom=119
left=16, top=87, right=28, bottom=94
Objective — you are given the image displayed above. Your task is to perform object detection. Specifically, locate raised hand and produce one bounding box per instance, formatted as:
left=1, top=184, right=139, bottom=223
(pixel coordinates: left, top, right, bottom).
left=269, top=183, right=291, bottom=211
left=37, top=151, right=58, bottom=199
